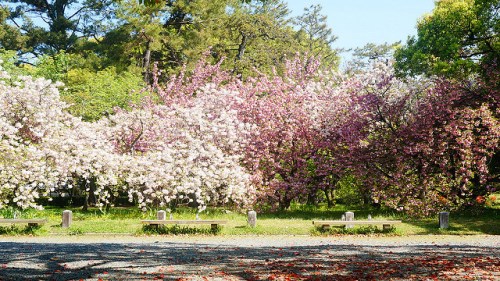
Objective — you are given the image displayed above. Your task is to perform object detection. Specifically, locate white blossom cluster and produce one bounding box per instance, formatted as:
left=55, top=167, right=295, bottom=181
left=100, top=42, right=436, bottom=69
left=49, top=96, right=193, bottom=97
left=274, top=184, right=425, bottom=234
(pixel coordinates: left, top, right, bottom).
left=0, top=68, right=256, bottom=211
left=0, top=72, right=71, bottom=209
left=105, top=86, right=256, bottom=211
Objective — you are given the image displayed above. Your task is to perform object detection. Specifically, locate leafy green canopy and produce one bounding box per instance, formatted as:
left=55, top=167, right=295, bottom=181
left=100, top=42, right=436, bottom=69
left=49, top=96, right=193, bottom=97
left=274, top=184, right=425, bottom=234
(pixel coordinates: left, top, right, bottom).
left=395, top=0, right=499, bottom=78
left=33, top=52, right=145, bottom=121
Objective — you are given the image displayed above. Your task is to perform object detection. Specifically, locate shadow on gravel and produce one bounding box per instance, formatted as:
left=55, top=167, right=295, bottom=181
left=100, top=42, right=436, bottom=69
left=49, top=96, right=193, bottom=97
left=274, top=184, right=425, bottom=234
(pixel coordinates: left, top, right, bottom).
left=0, top=241, right=498, bottom=280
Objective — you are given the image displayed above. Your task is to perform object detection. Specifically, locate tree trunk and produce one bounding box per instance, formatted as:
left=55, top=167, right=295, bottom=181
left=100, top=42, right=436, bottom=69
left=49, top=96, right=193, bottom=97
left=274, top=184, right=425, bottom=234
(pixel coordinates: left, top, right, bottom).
left=306, top=192, right=318, bottom=207
left=233, top=33, right=248, bottom=77
left=279, top=195, right=292, bottom=210
left=83, top=193, right=89, bottom=211
left=82, top=180, right=96, bottom=211
left=363, top=193, right=370, bottom=205
left=324, top=188, right=335, bottom=208
left=279, top=199, right=292, bottom=210
left=236, top=33, right=248, bottom=61
left=143, top=41, right=152, bottom=83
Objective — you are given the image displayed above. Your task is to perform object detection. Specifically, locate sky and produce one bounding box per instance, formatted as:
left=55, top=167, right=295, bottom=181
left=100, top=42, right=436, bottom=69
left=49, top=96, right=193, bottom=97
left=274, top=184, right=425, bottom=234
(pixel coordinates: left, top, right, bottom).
left=285, top=0, right=436, bottom=63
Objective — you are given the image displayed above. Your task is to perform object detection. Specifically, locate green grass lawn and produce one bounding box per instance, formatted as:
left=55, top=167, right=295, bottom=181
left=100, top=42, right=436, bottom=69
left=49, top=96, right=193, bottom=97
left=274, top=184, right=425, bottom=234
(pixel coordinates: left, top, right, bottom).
left=0, top=203, right=498, bottom=236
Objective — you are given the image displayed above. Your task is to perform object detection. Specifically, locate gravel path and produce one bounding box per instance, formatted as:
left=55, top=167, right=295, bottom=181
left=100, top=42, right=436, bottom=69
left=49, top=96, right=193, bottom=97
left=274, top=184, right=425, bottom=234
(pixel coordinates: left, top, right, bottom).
left=0, top=235, right=499, bottom=281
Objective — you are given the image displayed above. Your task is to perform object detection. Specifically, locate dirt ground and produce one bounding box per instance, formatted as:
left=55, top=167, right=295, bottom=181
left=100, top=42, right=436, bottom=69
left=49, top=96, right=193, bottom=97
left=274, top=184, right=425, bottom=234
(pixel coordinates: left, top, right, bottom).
left=0, top=235, right=499, bottom=281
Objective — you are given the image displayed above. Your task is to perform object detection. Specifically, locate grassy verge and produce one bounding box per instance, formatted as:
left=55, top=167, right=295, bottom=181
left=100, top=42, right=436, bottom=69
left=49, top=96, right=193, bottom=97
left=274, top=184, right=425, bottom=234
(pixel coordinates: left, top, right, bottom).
left=0, top=203, right=498, bottom=236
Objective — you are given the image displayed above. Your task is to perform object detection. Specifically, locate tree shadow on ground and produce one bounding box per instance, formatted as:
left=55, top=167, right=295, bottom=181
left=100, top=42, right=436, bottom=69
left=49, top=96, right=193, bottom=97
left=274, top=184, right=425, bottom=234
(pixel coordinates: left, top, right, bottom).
left=0, top=240, right=498, bottom=281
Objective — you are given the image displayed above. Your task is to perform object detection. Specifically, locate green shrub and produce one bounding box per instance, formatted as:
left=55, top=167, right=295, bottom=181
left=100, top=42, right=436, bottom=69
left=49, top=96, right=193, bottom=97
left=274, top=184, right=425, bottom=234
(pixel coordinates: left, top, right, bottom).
left=142, top=224, right=221, bottom=235
left=335, top=175, right=365, bottom=206
left=313, top=225, right=397, bottom=235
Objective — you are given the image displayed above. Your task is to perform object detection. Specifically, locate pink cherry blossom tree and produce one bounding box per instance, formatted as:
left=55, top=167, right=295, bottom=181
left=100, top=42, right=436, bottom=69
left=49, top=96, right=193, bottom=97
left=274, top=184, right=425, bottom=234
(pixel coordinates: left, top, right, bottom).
left=337, top=62, right=499, bottom=216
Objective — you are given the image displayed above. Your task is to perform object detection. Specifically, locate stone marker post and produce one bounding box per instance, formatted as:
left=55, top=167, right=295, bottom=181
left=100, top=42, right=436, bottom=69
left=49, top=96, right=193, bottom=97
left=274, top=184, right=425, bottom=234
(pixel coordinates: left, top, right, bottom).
left=247, top=210, right=257, bottom=227
left=345, top=211, right=354, bottom=229
left=62, top=210, right=72, bottom=228
left=157, top=210, right=166, bottom=220
left=439, top=211, right=449, bottom=229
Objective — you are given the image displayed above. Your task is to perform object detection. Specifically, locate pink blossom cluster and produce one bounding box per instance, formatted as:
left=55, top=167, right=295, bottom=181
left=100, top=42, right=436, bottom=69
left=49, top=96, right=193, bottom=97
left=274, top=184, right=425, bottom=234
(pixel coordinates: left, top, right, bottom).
left=337, top=62, right=499, bottom=216
left=0, top=57, right=497, bottom=215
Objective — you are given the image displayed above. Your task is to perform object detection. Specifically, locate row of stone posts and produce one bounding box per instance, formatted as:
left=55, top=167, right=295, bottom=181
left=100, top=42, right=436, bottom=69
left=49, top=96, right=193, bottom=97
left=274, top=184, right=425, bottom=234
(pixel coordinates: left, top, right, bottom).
left=339, top=211, right=450, bottom=229
left=60, top=209, right=259, bottom=228
left=60, top=209, right=450, bottom=229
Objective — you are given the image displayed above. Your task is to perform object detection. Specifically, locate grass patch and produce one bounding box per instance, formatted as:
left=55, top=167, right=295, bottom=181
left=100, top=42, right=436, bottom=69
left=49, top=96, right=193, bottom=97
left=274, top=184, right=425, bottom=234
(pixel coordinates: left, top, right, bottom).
left=0, top=224, right=46, bottom=236
left=68, top=227, right=85, bottom=236
left=403, top=207, right=500, bottom=235
left=0, top=204, right=498, bottom=236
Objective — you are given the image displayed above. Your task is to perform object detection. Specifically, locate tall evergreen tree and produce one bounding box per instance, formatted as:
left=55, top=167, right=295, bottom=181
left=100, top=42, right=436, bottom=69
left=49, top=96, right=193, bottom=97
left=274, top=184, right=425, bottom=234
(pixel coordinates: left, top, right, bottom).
left=0, top=0, right=115, bottom=57
left=294, top=4, right=339, bottom=69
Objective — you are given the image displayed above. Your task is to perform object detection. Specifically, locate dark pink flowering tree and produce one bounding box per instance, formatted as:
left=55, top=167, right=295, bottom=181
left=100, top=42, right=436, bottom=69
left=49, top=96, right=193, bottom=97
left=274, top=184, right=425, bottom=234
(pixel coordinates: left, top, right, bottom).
left=235, top=57, right=349, bottom=210
left=340, top=62, right=499, bottom=216
left=138, top=55, right=499, bottom=214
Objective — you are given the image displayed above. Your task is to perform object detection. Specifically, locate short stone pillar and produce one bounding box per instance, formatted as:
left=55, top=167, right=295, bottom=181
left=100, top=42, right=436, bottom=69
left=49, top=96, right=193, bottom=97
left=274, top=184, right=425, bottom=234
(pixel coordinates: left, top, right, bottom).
left=439, top=211, right=449, bottom=229
left=345, top=211, right=354, bottom=229
left=62, top=210, right=72, bottom=228
left=157, top=210, right=166, bottom=220
left=247, top=210, right=257, bottom=227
